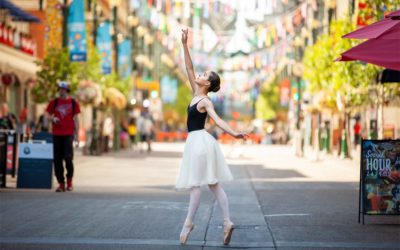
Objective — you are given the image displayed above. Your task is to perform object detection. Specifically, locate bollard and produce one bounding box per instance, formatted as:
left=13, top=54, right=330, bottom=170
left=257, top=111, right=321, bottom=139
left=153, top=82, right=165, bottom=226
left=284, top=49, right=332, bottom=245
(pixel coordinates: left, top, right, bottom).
left=340, top=130, right=348, bottom=159
left=0, top=133, right=7, bottom=187
left=321, top=129, right=328, bottom=153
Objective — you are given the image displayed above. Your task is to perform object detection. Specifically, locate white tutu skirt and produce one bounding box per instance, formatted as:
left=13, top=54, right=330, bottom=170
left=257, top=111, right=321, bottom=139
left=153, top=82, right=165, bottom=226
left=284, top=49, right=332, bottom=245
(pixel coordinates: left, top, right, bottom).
left=176, top=129, right=233, bottom=189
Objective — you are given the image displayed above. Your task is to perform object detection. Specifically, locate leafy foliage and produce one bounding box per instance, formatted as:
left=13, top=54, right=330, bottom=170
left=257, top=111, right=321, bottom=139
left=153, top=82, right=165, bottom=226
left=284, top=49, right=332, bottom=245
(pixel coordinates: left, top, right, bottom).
left=102, top=73, right=131, bottom=98
left=163, top=81, right=192, bottom=118
left=32, top=48, right=80, bottom=103
left=77, top=46, right=103, bottom=84
left=255, top=82, right=281, bottom=120
left=33, top=46, right=131, bottom=108
left=302, top=18, right=381, bottom=111
left=361, top=0, right=400, bottom=21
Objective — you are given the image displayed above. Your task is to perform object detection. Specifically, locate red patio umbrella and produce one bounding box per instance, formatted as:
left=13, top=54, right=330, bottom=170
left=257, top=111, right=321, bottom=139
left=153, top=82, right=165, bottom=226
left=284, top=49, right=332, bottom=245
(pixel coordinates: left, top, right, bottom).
left=338, top=9, right=400, bottom=70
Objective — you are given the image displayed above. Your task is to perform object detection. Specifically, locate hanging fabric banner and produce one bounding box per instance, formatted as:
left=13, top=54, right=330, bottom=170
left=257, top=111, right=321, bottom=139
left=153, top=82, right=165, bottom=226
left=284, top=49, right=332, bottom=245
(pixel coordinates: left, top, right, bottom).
left=96, top=22, right=112, bottom=74
left=161, top=75, right=177, bottom=103
left=44, top=0, right=63, bottom=55
left=118, top=39, right=132, bottom=79
left=68, top=0, right=87, bottom=62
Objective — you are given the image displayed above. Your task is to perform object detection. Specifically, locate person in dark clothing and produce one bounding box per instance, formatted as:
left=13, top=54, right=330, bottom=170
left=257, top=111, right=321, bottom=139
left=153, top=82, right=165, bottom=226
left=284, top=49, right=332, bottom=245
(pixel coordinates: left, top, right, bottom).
left=0, top=103, right=17, bottom=130
left=46, top=81, right=81, bottom=192
left=354, top=119, right=361, bottom=147
left=35, top=113, right=50, bottom=132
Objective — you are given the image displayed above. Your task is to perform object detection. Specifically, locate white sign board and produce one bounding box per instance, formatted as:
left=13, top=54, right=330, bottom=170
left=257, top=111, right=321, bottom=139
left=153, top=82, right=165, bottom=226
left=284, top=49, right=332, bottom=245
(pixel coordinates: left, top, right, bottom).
left=19, top=143, right=53, bottom=160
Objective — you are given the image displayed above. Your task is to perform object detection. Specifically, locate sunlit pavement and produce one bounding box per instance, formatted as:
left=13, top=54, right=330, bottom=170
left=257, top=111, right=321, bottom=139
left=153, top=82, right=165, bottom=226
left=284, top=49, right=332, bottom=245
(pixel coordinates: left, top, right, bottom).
left=1, top=142, right=399, bottom=250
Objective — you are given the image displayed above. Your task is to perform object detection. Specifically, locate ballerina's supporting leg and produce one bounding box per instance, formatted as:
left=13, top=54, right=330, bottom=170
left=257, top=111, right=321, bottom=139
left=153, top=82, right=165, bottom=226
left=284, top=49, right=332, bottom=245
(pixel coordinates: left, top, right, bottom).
left=180, top=186, right=201, bottom=244
left=209, top=183, right=234, bottom=245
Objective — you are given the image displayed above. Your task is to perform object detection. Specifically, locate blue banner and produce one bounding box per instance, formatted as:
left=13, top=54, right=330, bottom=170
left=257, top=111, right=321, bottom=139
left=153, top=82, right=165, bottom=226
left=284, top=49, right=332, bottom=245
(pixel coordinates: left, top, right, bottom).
left=161, top=75, right=177, bottom=103
left=118, top=39, right=132, bottom=79
left=96, top=22, right=112, bottom=74
left=68, top=0, right=86, bottom=62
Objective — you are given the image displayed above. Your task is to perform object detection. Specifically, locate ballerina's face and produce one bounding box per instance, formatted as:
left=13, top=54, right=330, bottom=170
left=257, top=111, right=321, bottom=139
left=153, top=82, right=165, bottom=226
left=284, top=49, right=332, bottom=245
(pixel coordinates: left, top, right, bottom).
left=195, top=70, right=211, bottom=87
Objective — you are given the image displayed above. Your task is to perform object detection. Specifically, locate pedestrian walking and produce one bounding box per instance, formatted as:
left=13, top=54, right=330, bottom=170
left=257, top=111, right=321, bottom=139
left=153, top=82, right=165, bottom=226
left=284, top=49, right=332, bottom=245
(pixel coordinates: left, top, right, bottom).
left=0, top=103, right=17, bottom=130
left=102, top=116, right=114, bottom=152
left=176, top=28, right=248, bottom=245
left=18, top=106, right=28, bottom=141
left=137, top=113, right=154, bottom=153
left=35, top=113, right=50, bottom=132
left=46, top=81, right=80, bottom=192
left=128, top=118, right=137, bottom=149
left=354, top=119, right=361, bottom=147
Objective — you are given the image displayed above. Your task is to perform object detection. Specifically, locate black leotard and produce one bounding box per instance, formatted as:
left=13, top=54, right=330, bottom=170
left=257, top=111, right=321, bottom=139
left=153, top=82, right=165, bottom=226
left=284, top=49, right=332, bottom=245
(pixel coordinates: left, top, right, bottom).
left=187, top=98, right=207, bottom=132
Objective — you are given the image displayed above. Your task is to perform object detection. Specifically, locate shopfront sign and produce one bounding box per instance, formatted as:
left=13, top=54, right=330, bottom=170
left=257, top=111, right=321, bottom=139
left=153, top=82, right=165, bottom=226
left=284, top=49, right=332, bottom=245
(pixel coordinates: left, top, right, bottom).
left=0, top=22, right=36, bottom=56
left=359, top=139, right=400, bottom=224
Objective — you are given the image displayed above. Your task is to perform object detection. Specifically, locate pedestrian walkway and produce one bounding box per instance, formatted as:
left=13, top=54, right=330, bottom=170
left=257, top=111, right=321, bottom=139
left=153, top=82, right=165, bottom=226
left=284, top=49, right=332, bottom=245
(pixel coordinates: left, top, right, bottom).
left=0, top=143, right=399, bottom=250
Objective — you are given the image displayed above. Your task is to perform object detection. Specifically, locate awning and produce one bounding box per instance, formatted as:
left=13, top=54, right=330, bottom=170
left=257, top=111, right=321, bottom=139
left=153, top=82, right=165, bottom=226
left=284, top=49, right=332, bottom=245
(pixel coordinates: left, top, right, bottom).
left=0, top=0, right=41, bottom=23
left=0, top=44, right=39, bottom=79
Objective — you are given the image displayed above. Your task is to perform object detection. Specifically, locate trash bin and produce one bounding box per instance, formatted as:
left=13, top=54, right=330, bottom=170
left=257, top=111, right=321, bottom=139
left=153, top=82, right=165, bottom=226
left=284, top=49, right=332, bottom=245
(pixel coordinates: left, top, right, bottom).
left=32, top=132, right=53, bottom=143
left=17, top=141, right=53, bottom=189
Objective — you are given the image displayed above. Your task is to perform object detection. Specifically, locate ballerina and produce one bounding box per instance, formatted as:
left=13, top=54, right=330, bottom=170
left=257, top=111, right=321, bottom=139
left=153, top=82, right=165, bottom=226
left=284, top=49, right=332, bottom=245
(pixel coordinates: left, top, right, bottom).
left=176, top=28, right=248, bottom=245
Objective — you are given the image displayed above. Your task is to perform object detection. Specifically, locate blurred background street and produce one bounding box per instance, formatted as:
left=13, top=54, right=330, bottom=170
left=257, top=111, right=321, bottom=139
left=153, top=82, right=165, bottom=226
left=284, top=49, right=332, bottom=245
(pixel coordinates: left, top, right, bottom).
left=1, top=0, right=400, bottom=249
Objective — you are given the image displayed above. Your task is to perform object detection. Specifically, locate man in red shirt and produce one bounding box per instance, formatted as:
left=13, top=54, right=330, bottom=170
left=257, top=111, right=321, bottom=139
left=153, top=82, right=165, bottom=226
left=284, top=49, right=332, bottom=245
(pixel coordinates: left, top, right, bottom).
left=353, top=119, right=361, bottom=147
left=46, top=81, right=81, bottom=192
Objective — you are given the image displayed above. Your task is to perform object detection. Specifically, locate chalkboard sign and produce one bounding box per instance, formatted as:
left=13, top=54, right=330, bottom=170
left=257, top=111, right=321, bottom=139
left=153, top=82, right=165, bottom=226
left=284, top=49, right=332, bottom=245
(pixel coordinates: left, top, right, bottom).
left=359, top=139, right=400, bottom=224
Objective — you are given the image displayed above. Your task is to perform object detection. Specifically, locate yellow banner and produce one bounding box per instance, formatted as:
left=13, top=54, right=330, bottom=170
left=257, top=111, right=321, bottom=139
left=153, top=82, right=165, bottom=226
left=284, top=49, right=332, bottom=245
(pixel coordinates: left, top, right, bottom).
left=44, top=0, right=63, bottom=54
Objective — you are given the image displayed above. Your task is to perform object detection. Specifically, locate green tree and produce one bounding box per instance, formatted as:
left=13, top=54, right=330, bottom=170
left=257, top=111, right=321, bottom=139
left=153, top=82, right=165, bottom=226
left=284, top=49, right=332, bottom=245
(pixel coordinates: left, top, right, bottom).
left=303, top=33, right=333, bottom=92
left=361, top=0, right=400, bottom=21
left=302, top=18, right=383, bottom=157
left=255, top=82, right=281, bottom=120
left=76, top=46, right=103, bottom=84
left=32, top=48, right=80, bottom=103
left=330, top=20, right=380, bottom=109
left=32, top=46, right=131, bottom=107
left=303, top=19, right=380, bottom=110
left=103, top=73, right=131, bottom=98
left=163, top=81, right=192, bottom=118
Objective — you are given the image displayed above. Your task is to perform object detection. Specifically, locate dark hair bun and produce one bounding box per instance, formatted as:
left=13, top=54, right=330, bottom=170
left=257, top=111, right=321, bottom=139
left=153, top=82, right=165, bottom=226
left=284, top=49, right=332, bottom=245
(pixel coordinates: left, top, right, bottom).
left=208, top=71, right=220, bottom=93
left=211, top=85, right=220, bottom=92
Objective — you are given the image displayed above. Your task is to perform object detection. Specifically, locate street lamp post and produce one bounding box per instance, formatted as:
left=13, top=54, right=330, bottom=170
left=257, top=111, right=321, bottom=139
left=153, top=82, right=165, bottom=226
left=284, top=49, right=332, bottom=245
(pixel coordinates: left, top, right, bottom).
left=292, top=41, right=304, bottom=157
left=111, top=0, right=121, bottom=151
left=112, top=1, right=119, bottom=73
left=296, top=77, right=301, bottom=130
left=89, top=1, right=100, bottom=155
left=129, top=13, right=139, bottom=106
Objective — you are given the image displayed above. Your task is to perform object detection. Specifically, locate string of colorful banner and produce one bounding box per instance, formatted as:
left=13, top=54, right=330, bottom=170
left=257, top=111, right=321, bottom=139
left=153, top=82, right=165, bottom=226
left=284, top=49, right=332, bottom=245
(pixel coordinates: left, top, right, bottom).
left=133, top=0, right=310, bottom=75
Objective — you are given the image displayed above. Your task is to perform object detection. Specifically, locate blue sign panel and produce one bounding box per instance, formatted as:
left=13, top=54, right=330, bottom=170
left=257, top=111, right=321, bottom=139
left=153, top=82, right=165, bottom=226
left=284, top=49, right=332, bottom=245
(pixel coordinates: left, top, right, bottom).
left=68, top=0, right=87, bottom=62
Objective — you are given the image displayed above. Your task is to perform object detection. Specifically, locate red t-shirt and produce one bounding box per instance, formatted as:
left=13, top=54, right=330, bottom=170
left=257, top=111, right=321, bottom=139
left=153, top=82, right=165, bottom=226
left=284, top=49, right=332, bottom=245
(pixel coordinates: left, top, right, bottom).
left=354, top=123, right=361, bottom=135
left=46, top=97, right=81, bottom=136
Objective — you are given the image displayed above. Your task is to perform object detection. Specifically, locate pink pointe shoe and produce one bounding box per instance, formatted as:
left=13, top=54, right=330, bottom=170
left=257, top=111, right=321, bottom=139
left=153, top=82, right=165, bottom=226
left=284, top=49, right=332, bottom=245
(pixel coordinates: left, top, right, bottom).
left=180, top=220, right=195, bottom=244
left=223, top=219, right=234, bottom=245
